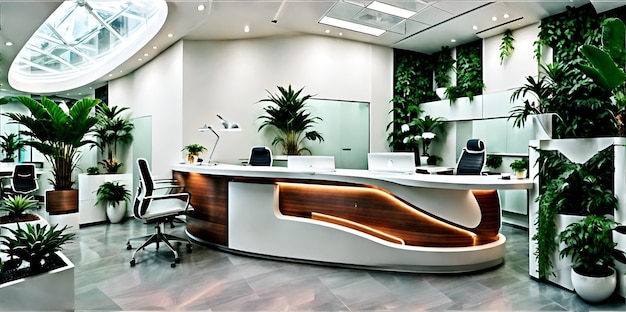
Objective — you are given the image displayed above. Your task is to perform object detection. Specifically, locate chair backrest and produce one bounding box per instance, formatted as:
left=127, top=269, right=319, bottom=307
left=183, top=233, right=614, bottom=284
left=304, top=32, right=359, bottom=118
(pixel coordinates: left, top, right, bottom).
left=11, top=164, right=38, bottom=194
left=133, top=158, right=154, bottom=218
left=249, top=146, right=272, bottom=166
left=455, top=139, right=486, bottom=175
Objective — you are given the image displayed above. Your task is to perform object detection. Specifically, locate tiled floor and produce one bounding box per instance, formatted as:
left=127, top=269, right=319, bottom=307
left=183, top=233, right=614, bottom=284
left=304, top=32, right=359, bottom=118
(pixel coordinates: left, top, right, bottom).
left=63, top=220, right=626, bottom=311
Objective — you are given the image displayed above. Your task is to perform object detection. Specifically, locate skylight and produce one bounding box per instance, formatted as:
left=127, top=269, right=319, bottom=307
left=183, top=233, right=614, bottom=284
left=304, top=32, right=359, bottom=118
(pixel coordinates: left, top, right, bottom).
left=9, top=0, right=168, bottom=93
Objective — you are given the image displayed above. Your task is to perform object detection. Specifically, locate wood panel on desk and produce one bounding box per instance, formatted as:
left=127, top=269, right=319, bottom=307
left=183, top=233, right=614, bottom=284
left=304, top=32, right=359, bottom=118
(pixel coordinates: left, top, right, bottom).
left=173, top=171, right=229, bottom=246
left=277, top=183, right=483, bottom=247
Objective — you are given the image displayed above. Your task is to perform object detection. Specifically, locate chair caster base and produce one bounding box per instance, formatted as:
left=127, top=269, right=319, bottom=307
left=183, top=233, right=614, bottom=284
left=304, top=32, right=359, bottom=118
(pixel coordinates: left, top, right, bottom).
left=171, top=262, right=176, bottom=268
left=126, top=243, right=132, bottom=250
left=130, top=259, right=136, bottom=267
left=186, top=244, right=192, bottom=253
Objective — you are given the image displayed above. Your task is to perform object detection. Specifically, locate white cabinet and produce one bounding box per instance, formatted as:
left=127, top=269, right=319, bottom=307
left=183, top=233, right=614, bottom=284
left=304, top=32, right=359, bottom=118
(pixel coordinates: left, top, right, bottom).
left=78, top=173, right=132, bottom=226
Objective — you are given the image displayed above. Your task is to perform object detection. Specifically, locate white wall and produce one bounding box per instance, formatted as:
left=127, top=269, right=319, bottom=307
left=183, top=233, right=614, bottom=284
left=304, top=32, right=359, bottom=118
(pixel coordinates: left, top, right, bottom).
left=108, top=35, right=393, bottom=173
left=483, top=23, right=540, bottom=94
left=109, top=41, right=184, bottom=178
left=181, top=35, right=392, bottom=165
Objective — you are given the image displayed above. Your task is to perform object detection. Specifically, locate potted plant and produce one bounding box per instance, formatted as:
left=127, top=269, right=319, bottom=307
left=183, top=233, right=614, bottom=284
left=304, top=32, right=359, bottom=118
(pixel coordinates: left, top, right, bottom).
left=0, top=223, right=76, bottom=311
left=0, top=195, right=46, bottom=238
left=95, top=181, right=131, bottom=223
left=2, top=96, right=100, bottom=216
left=400, top=115, right=446, bottom=165
left=91, top=103, right=134, bottom=173
left=86, top=166, right=100, bottom=175
left=559, top=215, right=622, bottom=303
left=509, top=158, right=528, bottom=179
left=0, top=133, right=24, bottom=163
left=257, top=85, right=324, bottom=155
left=485, top=155, right=503, bottom=171
left=433, top=46, right=455, bottom=99
left=182, top=143, right=207, bottom=164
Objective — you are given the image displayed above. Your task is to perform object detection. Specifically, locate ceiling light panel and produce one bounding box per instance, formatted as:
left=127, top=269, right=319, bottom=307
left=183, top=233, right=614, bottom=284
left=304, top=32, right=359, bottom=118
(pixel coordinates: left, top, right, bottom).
left=319, top=16, right=385, bottom=36
left=367, top=1, right=416, bottom=19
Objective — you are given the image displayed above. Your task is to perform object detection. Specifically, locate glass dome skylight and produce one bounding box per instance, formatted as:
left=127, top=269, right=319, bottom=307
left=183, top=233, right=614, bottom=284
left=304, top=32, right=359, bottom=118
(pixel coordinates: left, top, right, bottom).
left=9, top=0, right=167, bottom=93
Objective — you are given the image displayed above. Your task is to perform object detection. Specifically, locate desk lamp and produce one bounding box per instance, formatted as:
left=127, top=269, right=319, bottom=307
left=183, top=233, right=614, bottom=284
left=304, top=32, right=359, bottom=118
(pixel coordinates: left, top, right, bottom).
left=198, top=115, right=241, bottom=164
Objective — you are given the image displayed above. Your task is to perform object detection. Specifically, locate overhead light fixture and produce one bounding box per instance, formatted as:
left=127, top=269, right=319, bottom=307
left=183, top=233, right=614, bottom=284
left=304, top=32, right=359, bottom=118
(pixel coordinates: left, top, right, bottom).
left=472, top=25, right=478, bottom=30
left=244, top=25, right=250, bottom=33
left=197, top=4, right=206, bottom=11
left=319, top=16, right=385, bottom=36
left=491, top=16, right=497, bottom=21
left=366, top=1, right=416, bottom=19
left=503, top=13, right=510, bottom=18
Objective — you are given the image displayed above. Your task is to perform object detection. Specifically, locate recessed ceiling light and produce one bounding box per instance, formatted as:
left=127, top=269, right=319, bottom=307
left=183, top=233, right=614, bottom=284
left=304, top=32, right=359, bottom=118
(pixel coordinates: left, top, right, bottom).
left=138, top=58, right=143, bottom=61
left=503, top=13, right=510, bottom=18
left=325, top=29, right=330, bottom=34
left=472, top=25, right=478, bottom=30
left=167, top=33, right=173, bottom=38
left=109, top=74, right=113, bottom=77
left=244, top=25, right=250, bottom=33
left=144, top=53, right=149, bottom=57
left=152, top=46, right=157, bottom=50
left=5, top=42, right=13, bottom=46
left=366, top=1, right=415, bottom=19
left=451, top=39, right=456, bottom=42
left=492, top=16, right=497, bottom=21
left=339, top=32, right=343, bottom=36
left=319, top=16, right=385, bottom=36
left=197, top=4, right=206, bottom=11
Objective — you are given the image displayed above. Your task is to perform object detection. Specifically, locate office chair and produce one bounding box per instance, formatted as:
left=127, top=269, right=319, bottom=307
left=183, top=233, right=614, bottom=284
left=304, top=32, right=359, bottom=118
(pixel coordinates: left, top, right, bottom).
left=2, top=164, right=38, bottom=198
left=248, top=146, right=272, bottom=166
left=126, top=158, right=193, bottom=268
left=455, top=139, right=487, bottom=175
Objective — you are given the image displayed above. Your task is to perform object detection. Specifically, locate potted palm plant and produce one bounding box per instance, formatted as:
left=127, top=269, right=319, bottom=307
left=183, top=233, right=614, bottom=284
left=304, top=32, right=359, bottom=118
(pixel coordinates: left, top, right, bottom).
left=182, top=143, right=207, bottom=164
left=559, top=215, right=622, bottom=303
left=2, top=96, right=100, bottom=216
left=95, top=181, right=131, bottom=223
left=91, top=103, right=134, bottom=173
left=0, top=133, right=24, bottom=163
left=257, top=85, right=324, bottom=155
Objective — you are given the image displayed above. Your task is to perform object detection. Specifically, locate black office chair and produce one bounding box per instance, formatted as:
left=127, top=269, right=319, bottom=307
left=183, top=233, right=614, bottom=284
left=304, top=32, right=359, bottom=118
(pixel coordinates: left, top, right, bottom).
left=2, top=164, right=38, bottom=198
left=248, top=146, right=272, bottom=166
left=455, top=139, right=487, bottom=175
left=126, top=158, right=193, bottom=268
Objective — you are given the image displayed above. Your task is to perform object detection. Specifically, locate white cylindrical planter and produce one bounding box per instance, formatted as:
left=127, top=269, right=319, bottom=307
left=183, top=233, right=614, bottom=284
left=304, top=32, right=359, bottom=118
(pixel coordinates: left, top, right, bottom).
left=571, top=267, right=617, bottom=303
left=106, top=201, right=127, bottom=223
left=435, top=87, right=447, bottom=100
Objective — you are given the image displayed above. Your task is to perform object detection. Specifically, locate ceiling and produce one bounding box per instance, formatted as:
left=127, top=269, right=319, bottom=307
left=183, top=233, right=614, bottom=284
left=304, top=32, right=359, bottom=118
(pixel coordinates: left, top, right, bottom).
left=0, top=0, right=622, bottom=100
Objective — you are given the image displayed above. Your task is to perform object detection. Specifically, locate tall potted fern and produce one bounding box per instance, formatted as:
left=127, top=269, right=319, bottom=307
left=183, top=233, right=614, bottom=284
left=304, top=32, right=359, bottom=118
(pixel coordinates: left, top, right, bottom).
left=2, top=96, right=99, bottom=215
left=257, top=85, right=324, bottom=155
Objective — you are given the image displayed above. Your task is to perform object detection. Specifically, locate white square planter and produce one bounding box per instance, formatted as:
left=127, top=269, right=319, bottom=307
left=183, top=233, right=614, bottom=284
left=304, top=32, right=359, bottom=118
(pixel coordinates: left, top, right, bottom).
left=0, top=251, right=74, bottom=311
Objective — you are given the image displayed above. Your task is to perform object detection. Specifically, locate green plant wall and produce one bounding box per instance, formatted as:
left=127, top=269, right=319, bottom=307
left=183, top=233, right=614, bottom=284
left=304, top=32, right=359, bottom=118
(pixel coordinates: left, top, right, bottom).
left=445, top=40, right=484, bottom=102
left=387, top=49, right=436, bottom=150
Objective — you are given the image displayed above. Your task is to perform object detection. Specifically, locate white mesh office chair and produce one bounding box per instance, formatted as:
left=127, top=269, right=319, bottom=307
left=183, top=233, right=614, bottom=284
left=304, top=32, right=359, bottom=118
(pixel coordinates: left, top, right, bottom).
left=127, top=158, right=193, bottom=268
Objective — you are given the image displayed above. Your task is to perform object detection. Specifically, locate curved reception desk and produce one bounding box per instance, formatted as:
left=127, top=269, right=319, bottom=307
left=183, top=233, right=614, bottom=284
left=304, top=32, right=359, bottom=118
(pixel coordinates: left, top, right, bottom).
left=172, top=164, right=532, bottom=273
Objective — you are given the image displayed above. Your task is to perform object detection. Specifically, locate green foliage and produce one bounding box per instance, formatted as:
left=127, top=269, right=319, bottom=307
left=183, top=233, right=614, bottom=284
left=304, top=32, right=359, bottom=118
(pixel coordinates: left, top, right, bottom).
left=499, top=29, right=515, bottom=65
left=533, top=147, right=617, bottom=278
left=95, top=181, right=131, bottom=208
left=0, top=223, right=75, bottom=274
left=433, top=46, right=455, bottom=88
left=91, top=103, right=134, bottom=173
left=86, top=166, right=100, bottom=175
left=388, top=49, right=436, bottom=151
left=257, top=85, right=324, bottom=155
left=182, top=143, right=207, bottom=157
left=2, top=96, right=100, bottom=190
left=0, top=133, right=24, bottom=162
left=559, top=215, right=619, bottom=276
left=398, top=115, right=446, bottom=155
left=447, top=41, right=484, bottom=102
left=485, top=155, right=502, bottom=169
left=509, top=158, right=528, bottom=172
left=508, top=62, right=568, bottom=128
left=0, top=195, right=38, bottom=219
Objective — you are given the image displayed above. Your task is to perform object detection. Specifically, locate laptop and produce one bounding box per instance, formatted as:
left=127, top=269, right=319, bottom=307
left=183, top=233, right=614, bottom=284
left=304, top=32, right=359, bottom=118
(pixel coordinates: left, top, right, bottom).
left=367, top=152, right=416, bottom=174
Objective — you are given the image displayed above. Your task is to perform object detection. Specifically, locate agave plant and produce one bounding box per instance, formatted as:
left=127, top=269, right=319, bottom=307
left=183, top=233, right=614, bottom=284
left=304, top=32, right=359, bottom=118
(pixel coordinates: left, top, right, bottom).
left=0, top=195, right=39, bottom=220
left=3, top=96, right=100, bottom=190
left=0, top=223, right=75, bottom=274
left=257, top=85, right=324, bottom=155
